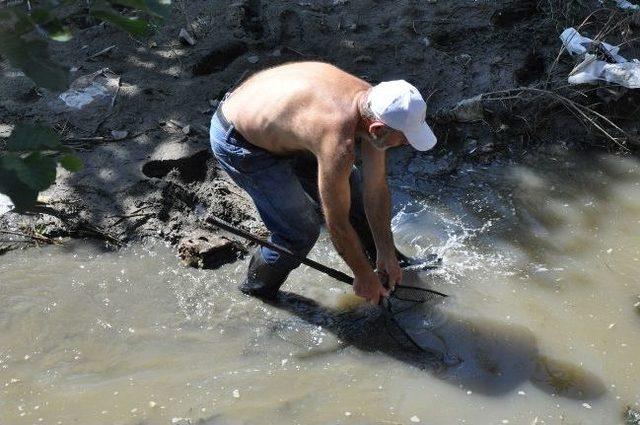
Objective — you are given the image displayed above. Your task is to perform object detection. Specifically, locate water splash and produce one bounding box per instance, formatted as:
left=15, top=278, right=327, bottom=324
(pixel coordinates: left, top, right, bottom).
left=393, top=202, right=516, bottom=286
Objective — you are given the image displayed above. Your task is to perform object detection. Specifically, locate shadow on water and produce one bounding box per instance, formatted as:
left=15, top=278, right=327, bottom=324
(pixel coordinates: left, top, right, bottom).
left=266, top=289, right=606, bottom=400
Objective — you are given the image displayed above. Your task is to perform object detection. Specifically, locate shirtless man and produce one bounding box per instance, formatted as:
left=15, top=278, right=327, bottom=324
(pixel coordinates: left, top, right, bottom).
left=210, top=62, right=436, bottom=305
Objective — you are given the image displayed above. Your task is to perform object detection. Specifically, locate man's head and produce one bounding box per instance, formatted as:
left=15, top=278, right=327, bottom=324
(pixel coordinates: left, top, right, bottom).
left=362, top=80, right=437, bottom=151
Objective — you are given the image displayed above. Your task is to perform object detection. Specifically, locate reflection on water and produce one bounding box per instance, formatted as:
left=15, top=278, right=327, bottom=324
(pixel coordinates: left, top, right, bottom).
left=1, top=152, right=639, bottom=424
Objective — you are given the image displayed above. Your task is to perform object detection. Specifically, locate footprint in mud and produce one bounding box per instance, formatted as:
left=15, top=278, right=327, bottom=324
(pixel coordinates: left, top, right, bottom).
left=192, top=41, right=248, bottom=76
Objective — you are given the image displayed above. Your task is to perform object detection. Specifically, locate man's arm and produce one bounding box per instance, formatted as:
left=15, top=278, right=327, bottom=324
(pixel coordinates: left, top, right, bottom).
left=317, top=139, right=388, bottom=304
left=361, top=138, right=402, bottom=288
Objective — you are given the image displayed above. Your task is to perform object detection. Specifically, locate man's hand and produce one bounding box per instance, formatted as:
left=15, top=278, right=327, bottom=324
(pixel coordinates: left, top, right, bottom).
left=376, top=253, right=402, bottom=291
left=353, top=269, right=389, bottom=305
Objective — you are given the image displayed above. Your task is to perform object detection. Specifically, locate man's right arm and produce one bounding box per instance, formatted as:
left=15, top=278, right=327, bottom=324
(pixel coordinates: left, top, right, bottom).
left=316, top=141, right=388, bottom=304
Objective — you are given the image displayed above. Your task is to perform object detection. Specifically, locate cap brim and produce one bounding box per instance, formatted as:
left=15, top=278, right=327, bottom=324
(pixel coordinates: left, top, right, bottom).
left=404, top=122, right=437, bottom=151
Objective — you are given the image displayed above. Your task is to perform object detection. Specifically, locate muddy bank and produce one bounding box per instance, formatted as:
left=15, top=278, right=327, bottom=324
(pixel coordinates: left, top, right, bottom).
left=1, top=0, right=640, bottom=259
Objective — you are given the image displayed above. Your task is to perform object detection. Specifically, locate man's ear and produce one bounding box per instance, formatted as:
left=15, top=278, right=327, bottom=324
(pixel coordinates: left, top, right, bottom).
left=368, top=121, right=386, bottom=137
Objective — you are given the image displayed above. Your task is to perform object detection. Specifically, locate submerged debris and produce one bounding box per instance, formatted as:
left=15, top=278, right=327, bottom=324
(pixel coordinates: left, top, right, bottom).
left=626, top=406, right=640, bottom=425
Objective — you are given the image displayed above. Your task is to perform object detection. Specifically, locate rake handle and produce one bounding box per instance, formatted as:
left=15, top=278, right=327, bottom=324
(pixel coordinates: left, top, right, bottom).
left=206, top=216, right=354, bottom=285
left=206, top=216, right=447, bottom=298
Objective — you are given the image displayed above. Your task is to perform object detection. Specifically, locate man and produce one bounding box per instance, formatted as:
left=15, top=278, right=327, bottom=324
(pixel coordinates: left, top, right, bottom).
left=210, top=62, right=437, bottom=305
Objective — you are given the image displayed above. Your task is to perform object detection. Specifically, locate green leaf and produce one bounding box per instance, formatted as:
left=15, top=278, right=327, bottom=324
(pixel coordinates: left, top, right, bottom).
left=0, top=32, right=69, bottom=91
left=0, top=162, right=39, bottom=212
left=30, top=8, right=51, bottom=24
left=2, top=152, right=57, bottom=191
left=109, top=0, right=172, bottom=19
left=92, top=8, right=152, bottom=37
left=6, top=123, right=62, bottom=152
left=23, top=8, right=74, bottom=42
left=13, top=10, right=35, bottom=36
left=59, top=154, right=83, bottom=172
left=45, top=19, right=74, bottom=42
left=0, top=10, right=15, bottom=22
left=22, top=153, right=57, bottom=190
left=49, top=27, right=73, bottom=42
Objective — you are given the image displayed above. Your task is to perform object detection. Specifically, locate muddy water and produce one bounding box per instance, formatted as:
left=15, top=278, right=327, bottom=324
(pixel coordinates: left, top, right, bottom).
left=1, top=152, right=639, bottom=425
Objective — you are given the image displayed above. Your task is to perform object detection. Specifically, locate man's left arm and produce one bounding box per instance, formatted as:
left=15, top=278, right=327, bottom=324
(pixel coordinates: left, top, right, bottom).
left=361, top=141, right=402, bottom=288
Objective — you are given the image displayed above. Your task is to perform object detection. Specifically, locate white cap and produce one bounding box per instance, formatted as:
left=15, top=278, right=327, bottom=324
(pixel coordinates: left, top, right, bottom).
left=368, top=80, right=437, bottom=151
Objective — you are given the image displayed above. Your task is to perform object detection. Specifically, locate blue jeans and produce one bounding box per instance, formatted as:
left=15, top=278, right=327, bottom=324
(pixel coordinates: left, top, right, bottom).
left=210, top=108, right=373, bottom=274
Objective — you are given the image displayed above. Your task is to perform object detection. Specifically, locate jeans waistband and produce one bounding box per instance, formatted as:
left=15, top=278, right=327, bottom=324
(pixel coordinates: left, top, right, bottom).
left=214, top=105, right=232, bottom=131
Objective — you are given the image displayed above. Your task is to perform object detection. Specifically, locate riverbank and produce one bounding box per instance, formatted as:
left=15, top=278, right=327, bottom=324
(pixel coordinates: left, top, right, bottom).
left=1, top=0, right=640, bottom=260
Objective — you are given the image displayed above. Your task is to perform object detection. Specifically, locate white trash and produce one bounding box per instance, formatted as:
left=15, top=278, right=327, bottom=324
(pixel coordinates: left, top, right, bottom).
left=559, top=27, right=625, bottom=62
left=560, top=27, right=640, bottom=89
left=58, top=68, right=120, bottom=110
left=611, top=0, right=639, bottom=10
left=0, top=193, right=15, bottom=216
left=569, top=54, right=640, bottom=88
left=60, top=81, right=110, bottom=109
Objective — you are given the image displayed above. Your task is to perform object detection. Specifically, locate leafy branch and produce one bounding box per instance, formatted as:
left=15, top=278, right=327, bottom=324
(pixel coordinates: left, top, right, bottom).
left=0, top=123, right=82, bottom=211
left=0, top=0, right=171, bottom=212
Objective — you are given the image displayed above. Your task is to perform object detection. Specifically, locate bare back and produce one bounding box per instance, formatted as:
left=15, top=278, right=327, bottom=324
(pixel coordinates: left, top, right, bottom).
left=221, top=62, right=370, bottom=155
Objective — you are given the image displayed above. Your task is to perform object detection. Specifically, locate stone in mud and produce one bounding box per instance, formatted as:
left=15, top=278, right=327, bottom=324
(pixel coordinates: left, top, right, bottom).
left=178, top=231, right=245, bottom=269
left=0, top=123, right=14, bottom=138
left=179, top=28, right=196, bottom=46
left=354, top=55, right=373, bottom=64
left=437, top=94, right=485, bottom=123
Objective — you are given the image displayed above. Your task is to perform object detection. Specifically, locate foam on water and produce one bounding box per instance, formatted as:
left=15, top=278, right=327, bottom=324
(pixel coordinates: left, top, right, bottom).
left=393, top=201, right=516, bottom=287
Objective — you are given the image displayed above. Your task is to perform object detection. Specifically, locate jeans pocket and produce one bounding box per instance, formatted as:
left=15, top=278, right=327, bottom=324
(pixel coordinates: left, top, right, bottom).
left=214, top=131, right=279, bottom=176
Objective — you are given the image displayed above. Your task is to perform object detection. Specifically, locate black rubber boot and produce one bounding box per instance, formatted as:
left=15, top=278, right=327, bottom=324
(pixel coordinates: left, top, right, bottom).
left=239, top=249, right=291, bottom=299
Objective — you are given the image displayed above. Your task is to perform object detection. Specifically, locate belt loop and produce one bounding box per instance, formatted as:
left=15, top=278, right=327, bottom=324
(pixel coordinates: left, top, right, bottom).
left=225, top=123, right=235, bottom=139
left=215, top=107, right=232, bottom=131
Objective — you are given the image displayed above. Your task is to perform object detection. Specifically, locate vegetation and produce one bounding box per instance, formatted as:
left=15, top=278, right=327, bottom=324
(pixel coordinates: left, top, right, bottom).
left=0, top=0, right=171, bottom=211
